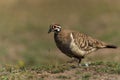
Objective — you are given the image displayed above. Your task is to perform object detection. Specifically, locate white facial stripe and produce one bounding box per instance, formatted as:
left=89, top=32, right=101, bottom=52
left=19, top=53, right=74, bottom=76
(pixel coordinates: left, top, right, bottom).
left=57, top=26, right=61, bottom=28
left=54, top=27, right=61, bottom=32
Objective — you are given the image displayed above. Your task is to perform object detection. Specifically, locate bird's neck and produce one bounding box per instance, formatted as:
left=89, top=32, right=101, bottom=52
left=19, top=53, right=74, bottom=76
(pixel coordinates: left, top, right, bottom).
left=54, top=32, right=59, bottom=36
left=54, top=30, right=62, bottom=40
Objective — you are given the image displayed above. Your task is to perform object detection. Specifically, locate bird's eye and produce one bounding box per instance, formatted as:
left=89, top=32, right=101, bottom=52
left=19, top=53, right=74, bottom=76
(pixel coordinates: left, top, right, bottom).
left=53, top=25, right=56, bottom=28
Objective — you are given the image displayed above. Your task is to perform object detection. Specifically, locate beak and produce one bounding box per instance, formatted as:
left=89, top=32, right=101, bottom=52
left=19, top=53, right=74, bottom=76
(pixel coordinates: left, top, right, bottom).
left=48, top=29, right=52, bottom=33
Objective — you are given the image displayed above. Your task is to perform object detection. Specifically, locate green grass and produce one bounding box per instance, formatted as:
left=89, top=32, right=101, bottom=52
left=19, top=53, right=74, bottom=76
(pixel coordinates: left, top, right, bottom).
left=87, top=61, right=120, bottom=74
left=56, top=75, right=71, bottom=79
left=82, top=73, right=91, bottom=80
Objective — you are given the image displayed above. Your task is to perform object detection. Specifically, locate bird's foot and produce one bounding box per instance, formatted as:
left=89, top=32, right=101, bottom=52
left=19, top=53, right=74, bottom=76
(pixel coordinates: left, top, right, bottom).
left=78, top=63, right=82, bottom=67
left=78, top=63, right=89, bottom=67
left=79, top=62, right=91, bottom=67
left=82, top=63, right=89, bottom=67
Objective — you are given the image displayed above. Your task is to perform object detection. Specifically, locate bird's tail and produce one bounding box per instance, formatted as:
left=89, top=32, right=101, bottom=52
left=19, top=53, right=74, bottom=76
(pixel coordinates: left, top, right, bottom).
left=105, top=45, right=117, bottom=48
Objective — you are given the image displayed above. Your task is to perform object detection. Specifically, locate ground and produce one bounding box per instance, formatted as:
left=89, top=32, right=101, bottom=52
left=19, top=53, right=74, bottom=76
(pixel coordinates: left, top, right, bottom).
left=0, top=49, right=119, bottom=80
left=0, top=61, right=120, bottom=80
left=38, top=62, right=120, bottom=80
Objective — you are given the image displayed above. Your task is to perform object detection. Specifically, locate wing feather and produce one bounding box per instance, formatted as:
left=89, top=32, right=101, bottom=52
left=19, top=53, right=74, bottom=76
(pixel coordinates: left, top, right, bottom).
left=72, top=32, right=106, bottom=51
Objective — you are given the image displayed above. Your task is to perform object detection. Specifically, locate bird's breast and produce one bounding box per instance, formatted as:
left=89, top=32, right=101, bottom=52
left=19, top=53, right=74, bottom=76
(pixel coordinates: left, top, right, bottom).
left=54, top=34, right=70, bottom=49
left=54, top=33, right=73, bottom=56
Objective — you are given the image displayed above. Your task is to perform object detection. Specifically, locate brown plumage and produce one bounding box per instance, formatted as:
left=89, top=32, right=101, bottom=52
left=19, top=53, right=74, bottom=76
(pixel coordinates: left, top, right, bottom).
left=48, top=24, right=117, bottom=64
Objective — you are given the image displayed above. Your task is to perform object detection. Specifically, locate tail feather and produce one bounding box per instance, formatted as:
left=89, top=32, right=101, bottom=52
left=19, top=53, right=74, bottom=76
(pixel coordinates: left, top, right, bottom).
left=105, top=45, right=117, bottom=48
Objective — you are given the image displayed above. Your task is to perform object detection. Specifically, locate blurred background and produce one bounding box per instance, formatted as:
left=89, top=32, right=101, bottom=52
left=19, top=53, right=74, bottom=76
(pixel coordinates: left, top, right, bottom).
left=0, top=0, right=119, bottom=66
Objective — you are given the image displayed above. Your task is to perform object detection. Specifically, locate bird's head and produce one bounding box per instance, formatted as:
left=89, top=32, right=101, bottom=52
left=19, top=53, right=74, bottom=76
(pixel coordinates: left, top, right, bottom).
left=48, top=24, right=62, bottom=34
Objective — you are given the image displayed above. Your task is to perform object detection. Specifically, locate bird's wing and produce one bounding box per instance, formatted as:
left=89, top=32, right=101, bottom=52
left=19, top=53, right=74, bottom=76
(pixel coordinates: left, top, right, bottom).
left=71, top=32, right=106, bottom=51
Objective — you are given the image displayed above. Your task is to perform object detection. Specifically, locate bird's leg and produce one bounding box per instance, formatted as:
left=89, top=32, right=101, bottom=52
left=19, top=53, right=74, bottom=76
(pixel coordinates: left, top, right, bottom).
left=78, top=58, right=82, bottom=67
